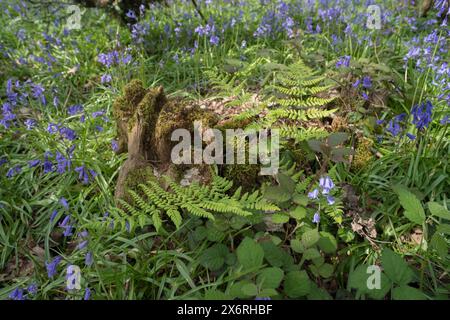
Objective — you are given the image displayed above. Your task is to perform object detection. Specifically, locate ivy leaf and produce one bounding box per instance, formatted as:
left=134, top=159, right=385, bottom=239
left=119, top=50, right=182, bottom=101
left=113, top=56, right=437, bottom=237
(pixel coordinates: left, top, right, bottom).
left=236, top=237, right=264, bottom=270
left=284, top=270, right=311, bottom=298
left=393, top=185, right=425, bottom=225
left=381, top=248, right=414, bottom=285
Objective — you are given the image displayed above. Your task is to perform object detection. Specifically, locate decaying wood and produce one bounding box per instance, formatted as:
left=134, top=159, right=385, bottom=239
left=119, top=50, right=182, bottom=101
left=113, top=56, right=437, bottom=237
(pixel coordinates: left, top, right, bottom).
left=112, top=80, right=218, bottom=201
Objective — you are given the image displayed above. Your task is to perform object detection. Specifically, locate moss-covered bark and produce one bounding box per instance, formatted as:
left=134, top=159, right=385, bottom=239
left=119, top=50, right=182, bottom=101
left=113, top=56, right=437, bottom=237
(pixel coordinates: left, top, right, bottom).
left=112, top=80, right=219, bottom=202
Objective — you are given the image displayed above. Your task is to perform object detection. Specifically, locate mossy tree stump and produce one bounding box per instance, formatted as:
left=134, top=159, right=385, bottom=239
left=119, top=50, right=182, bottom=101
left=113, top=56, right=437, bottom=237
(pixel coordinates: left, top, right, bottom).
left=112, top=80, right=218, bottom=201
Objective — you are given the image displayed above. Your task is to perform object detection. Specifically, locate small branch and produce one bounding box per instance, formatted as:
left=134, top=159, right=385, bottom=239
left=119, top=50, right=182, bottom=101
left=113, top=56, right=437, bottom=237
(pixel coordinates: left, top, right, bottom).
left=191, top=0, right=207, bottom=23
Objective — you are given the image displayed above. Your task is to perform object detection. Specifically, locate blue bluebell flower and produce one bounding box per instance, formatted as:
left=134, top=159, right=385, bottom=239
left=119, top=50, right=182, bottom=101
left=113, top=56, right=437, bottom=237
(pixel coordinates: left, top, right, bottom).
left=308, top=188, right=319, bottom=199
left=59, top=197, right=69, bottom=209
left=411, top=101, right=433, bottom=130
left=9, top=288, right=25, bottom=300
left=85, top=251, right=93, bottom=266
left=45, top=256, right=62, bottom=278
left=312, top=212, right=320, bottom=224
left=28, top=159, right=40, bottom=168
left=84, top=288, right=91, bottom=300
left=319, top=176, right=334, bottom=194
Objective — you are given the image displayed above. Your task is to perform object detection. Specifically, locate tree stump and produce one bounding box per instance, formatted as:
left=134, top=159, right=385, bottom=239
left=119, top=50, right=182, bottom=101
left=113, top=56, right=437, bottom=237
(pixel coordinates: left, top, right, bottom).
left=112, top=80, right=219, bottom=201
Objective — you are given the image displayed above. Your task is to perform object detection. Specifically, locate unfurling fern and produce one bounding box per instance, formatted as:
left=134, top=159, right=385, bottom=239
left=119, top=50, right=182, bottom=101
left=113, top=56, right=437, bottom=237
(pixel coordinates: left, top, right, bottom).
left=243, top=58, right=337, bottom=142
left=102, top=175, right=279, bottom=233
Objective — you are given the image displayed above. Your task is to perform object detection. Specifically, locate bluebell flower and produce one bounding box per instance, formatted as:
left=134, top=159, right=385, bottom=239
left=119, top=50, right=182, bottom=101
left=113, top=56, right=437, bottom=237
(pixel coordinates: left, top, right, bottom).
left=59, top=197, right=69, bottom=209
left=406, top=133, right=416, bottom=140
left=362, top=76, right=372, bottom=88
left=352, top=79, right=360, bottom=88
left=312, top=212, right=320, bottom=224
left=411, top=101, right=433, bottom=130
left=59, top=215, right=73, bottom=237
left=47, top=123, right=59, bottom=134
left=101, top=74, right=112, bottom=84
left=6, top=165, right=21, bottom=178
left=9, top=288, right=25, bottom=300
left=441, top=115, right=450, bottom=125
left=27, top=283, right=38, bottom=295
left=28, top=159, right=41, bottom=168
left=50, top=210, right=58, bottom=222
left=319, top=176, right=334, bottom=194
left=84, top=288, right=91, bottom=300
left=326, top=195, right=335, bottom=205
left=75, top=165, right=96, bottom=185
left=308, top=188, right=319, bottom=199
left=254, top=296, right=271, bottom=300
left=43, top=152, right=54, bottom=173
left=56, top=152, right=70, bottom=173
left=92, top=111, right=105, bottom=118
left=210, top=35, right=219, bottom=46
left=67, top=105, right=83, bottom=116
left=85, top=251, right=93, bottom=266
left=24, top=119, right=36, bottom=130
left=59, top=127, right=77, bottom=141
left=111, top=139, right=119, bottom=152
left=386, top=113, right=406, bottom=137
left=336, top=55, right=351, bottom=68
left=45, top=256, right=62, bottom=278
left=362, top=92, right=369, bottom=100
left=77, top=240, right=88, bottom=250
left=126, top=10, right=137, bottom=20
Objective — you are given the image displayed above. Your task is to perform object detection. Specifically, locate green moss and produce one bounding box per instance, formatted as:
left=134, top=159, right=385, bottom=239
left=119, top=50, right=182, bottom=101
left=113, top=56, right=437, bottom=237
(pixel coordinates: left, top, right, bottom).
left=123, top=166, right=157, bottom=204
left=154, top=100, right=219, bottom=163
left=123, top=79, right=146, bottom=109
left=222, top=162, right=260, bottom=193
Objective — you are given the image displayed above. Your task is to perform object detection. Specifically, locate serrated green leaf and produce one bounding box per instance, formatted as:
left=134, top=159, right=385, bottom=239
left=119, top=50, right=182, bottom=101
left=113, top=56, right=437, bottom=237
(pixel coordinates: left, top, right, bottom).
left=241, top=283, right=258, bottom=296
left=381, top=248, right=414, bottom=285
left=236, top=237, right=264, bottom=270
left=290, top=206, right=307, bottom=220
left=199, top=243, right=229, bottom=271
left=393, top=185, right=425, bottom=225
left=392, top=285, right=427, bottom=300
left=428, top=202, right=450, bottom=220
left=301, top=228, right=320, bottom=248
left=271, top=213, right=290, bottom=224
left=303, top=248, right=321, bottom=260
left=290, top=238, right=305, bottom=253
left=257, top=267, right=284, bottom=289
left=284, top=270, right=311, bottom=298
left=261, top=241, right=284, bottom=267
left=318, top=231, right=337, bottom=254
